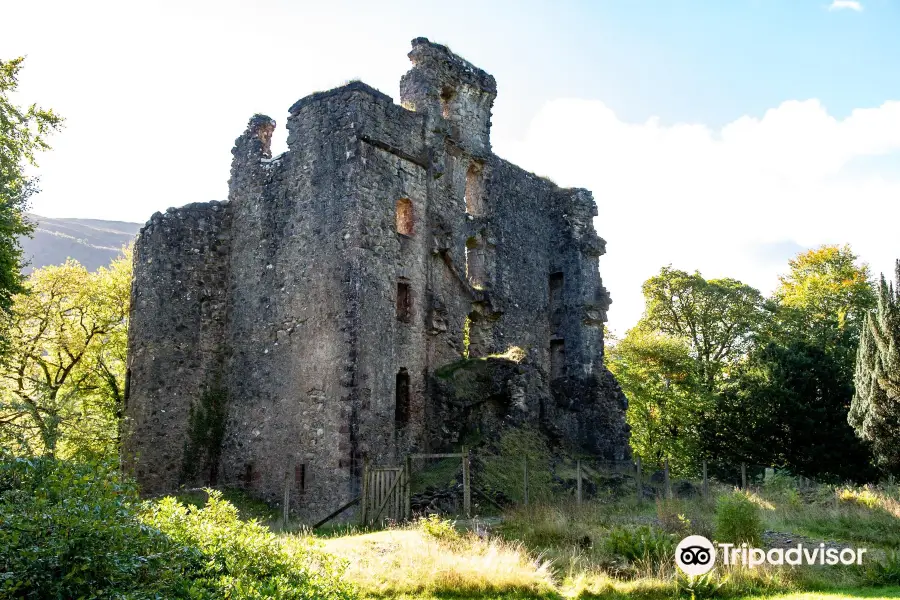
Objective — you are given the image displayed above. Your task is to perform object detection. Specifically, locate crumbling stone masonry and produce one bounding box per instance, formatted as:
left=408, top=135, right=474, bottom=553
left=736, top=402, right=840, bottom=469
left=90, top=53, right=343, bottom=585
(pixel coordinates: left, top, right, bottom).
left=122, top=38, right=629, bottom=522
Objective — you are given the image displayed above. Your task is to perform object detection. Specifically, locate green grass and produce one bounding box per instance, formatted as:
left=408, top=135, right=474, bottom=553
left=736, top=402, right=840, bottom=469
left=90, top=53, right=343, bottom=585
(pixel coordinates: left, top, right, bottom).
left=276, top=477, right=900, bottom=600
left=736, top=589, right=900, bottom=599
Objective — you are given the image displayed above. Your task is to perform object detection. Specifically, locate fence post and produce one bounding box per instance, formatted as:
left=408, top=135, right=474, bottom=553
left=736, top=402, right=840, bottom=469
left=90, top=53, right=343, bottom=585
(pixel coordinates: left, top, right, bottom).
left=576, top=459, right=582, bottom=506
left=283, top=468, right=291, bottom=530
left=664, top=458, right=672, bottom=499
left=462, top=446, right=471, bottom=518
left=702, top=459, right=709, bottom=500
left=404, top=454, right=412, bottom=521
left=360, top=457, right=370, bottom=526
left=636, top=456, right=642, bottom=503
left=523, top=456, right=529, bottom=506
left=741, top=462, right=747, bottom=490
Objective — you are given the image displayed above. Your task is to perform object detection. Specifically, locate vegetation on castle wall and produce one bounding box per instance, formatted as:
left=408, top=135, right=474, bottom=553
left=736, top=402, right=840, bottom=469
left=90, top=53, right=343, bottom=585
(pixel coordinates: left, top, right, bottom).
left=182, top=384, right=229, bottom=485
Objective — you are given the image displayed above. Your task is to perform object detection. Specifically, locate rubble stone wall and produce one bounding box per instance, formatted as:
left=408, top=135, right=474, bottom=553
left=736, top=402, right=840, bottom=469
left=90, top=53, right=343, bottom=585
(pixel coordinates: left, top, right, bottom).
left=123, top=38, right=628, bottom=523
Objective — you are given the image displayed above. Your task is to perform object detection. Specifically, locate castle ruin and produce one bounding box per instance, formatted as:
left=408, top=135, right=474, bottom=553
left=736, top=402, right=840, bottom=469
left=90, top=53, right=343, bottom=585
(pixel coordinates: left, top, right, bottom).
left=123, top=38, right=628, bottom=521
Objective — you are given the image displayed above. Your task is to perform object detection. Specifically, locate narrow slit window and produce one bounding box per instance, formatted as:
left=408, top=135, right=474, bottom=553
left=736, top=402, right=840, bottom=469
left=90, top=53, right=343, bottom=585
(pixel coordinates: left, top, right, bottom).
left=395, top=368, right=410, bottom=426
left=549, top=272, right=564, bottom=313
left=440, top=87, right=455, bottom=119
left=550, top=340, right=566, bottom=380
left=466, top=236, right=486, bottom=287
left=396, top=281, right=412, bottom=322
left=295, top=464, right=306, bottom=493
left=124, top=368, right=132, bottom=403
left=396, top=198, right=413, bottom=236
left=465, top=163, right=484, bottom=215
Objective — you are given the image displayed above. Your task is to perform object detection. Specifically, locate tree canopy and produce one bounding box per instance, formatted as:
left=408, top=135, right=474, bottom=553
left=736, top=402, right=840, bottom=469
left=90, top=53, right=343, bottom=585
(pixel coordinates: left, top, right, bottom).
left=623, top=247, right=881, bottom=480
left=0, top=250, right=130, bottom=458
left=769, top=245, right=875, bottom=371
left=701, top=340, right=875, bottom=482
left=641, top=266, right=766, bottom=390
left=607, top=326, right=709, bottom=475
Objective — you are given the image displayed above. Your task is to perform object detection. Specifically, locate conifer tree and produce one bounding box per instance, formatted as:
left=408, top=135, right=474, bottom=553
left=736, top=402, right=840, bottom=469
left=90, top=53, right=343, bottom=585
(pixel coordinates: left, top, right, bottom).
left=850, top=260, right=900, bottom=473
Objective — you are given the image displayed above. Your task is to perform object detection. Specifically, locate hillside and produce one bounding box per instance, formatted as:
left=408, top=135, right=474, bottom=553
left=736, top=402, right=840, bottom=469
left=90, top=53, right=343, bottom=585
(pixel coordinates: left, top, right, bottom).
left=20, top=214, right=142, bottom=272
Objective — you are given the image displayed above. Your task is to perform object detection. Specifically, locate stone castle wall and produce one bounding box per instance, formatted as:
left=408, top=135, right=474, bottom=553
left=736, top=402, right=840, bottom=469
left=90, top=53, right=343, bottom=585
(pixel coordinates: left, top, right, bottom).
left=123, top=38, right=628, bottom=523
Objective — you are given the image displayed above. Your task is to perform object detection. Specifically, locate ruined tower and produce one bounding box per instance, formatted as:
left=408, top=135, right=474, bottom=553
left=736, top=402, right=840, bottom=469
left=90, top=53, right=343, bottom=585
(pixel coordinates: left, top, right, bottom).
left=123, top=38, right=628, bottom=521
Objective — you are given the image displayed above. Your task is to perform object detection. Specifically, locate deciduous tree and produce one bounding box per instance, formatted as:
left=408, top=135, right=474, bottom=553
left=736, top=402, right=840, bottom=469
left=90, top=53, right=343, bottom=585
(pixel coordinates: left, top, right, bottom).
left=702, top=340, right=875, bottom=482
left=607, top=327, right=709, bottom=476
left=770, top=244, right=875, bottom=371
left=641, top=266, right=766, bottom=390
left=0, top=250, right=130, bottom=458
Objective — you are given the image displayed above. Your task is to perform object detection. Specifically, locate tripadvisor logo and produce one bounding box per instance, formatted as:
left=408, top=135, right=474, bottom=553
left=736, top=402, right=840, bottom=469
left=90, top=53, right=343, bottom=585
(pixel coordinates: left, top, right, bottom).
left=676, top=536, right=717, bottom=576
left=675, top=536, right=867, bottom=575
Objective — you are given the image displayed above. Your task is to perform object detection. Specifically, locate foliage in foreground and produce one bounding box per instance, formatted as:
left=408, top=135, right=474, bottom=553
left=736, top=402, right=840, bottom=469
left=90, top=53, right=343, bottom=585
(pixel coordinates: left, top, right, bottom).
left=0, top=456, right=356, bottom=599
left=0, top=456, right=183, bottom=598
left=143, top=493, right=355, bottom=599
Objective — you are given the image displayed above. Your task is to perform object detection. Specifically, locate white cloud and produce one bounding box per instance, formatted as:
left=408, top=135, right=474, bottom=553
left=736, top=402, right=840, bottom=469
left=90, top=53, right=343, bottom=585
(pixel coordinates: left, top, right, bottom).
left=828, top=0, right=863, bottom=11
left=494, top=98, right=900, bottom=335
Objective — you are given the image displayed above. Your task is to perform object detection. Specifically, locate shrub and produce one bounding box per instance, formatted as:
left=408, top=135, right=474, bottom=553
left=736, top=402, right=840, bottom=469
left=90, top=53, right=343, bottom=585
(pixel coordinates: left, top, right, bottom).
left=714, top=490, right=763, bottom=545
left=604, top=524, right=675, bottom=568
left=0, top=456, right=187, bottom=599
left=862, top=550, right=900, bottom=586
left=839, top=486, right=880, bottom=509
left=656, top=498, right=690, bottom=536
left=142, top=490, right=357, bottom=599
left=674, top=570, right=725, bottom=598
left=0, top=456, right=357, bottom=600
left=418, top=513, right=460, bottom=542
left=479, top=427, right=559, bottom=503
left=762, top=470, right=798, bottom=495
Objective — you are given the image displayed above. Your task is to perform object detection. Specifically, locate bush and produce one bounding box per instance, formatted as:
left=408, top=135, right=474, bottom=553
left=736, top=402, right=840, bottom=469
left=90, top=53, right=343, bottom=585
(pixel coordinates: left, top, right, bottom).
left=714, top=490, right=763, bottom=545
left=604, top=524, right=675, bottom=568
left=763, top=471, right=799, bottom=496
left=838, top=486, right=880, bottom=509
left=418, top=513, right=460, bottom=542
left=142, top=490, right=356, bottom=599
left=479, top=427, right=559, bottom=503
left=0, top=456, right=357, bottom=599
left=0, top=456, right=187, bottom=599
left=862, top=550, right=900, bottom=586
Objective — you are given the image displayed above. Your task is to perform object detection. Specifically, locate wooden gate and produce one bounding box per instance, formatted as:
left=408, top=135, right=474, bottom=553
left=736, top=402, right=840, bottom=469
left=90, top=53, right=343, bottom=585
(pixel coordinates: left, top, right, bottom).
left=359, top=461, right=410, bottom=525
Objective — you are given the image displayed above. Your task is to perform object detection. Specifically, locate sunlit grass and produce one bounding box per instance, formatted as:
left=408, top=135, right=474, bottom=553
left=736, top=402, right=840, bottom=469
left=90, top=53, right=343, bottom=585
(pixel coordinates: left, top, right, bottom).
left=272, top=478, right=900, bottom=599
left=318, top=525, right=556, bottom=598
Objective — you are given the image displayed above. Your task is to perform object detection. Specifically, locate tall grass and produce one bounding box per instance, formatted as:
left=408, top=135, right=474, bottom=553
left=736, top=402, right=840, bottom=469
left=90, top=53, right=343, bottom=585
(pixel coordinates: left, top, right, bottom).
left=319, top=520, right=556, bottom=598
left=297, top=477, right=900, bottom=599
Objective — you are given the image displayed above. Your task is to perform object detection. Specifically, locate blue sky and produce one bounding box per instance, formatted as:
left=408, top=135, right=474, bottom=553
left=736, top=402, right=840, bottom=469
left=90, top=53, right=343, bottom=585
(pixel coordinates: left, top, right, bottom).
left=4, top=0, right=900, bottom=333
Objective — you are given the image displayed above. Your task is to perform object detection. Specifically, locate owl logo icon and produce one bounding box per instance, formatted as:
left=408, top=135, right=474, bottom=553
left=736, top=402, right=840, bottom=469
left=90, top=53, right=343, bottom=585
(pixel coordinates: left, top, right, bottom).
left=675, top=535, right=716, bottom=576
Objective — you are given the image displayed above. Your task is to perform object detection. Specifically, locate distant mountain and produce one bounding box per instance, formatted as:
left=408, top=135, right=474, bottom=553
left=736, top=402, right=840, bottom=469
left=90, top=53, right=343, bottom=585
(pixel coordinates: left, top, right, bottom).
left=20, top=214, right=142, bottom=272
